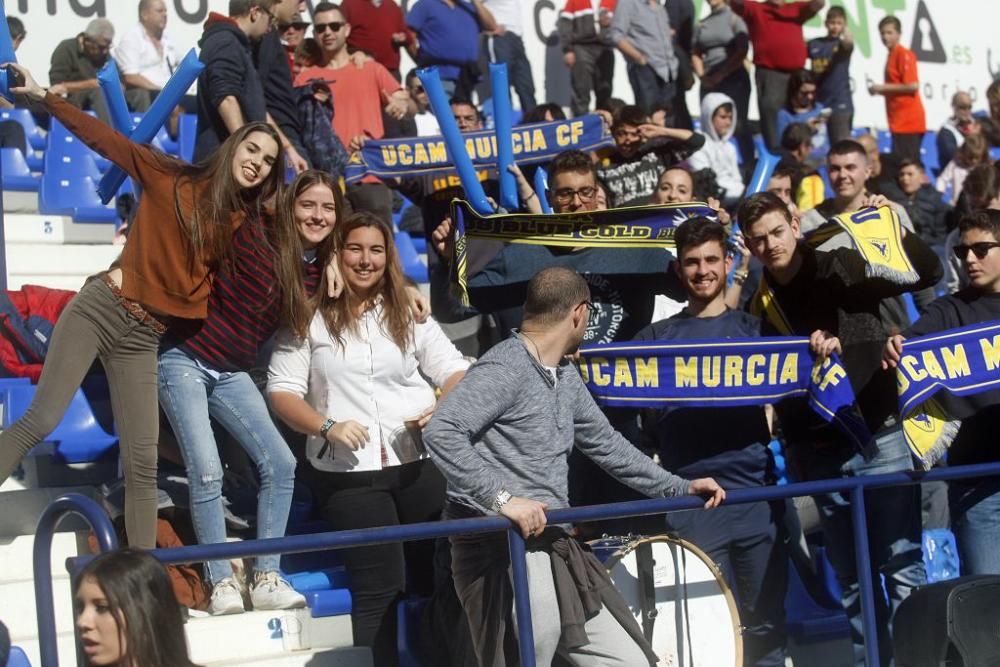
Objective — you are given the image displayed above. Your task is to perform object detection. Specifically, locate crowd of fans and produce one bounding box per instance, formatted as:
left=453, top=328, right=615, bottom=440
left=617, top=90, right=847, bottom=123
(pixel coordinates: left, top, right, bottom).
left=3, top=1, right=1000, bottom=666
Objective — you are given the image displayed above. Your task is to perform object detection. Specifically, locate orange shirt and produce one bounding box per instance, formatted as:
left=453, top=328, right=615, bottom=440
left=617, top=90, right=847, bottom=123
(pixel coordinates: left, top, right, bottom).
left=47, top=93, right=238, bottom=320
left=885, top=44, right=926, bottom=134
left=294, top=61, right=401, bottom=146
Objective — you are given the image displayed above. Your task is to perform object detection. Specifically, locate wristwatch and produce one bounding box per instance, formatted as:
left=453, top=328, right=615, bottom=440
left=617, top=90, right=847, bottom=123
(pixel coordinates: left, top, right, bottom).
left=319, top=417, right=337, bottom=440
left=492, top=489, right=513, bottom=512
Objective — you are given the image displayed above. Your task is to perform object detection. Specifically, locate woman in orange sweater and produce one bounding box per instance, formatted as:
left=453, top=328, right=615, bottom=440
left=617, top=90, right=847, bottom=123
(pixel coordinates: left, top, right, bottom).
left=0, top=63, right=285, bottom=549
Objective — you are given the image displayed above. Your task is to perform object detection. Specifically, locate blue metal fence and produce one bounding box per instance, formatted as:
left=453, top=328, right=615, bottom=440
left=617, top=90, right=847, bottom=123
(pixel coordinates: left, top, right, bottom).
left=31, top=460, right=1000, bottom=667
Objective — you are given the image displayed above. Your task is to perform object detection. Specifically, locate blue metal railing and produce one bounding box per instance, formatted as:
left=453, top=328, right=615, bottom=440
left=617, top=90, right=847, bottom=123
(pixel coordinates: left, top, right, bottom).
left=32, top=460, right=1000, bottom=667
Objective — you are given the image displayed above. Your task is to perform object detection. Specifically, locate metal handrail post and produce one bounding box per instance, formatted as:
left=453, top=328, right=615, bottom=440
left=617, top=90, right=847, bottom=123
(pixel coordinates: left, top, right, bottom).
left=508, top=528, right=536, bottom=667
left=850, top=483, right=881, bottom=667
left=33, top=493, right=118, bottom=667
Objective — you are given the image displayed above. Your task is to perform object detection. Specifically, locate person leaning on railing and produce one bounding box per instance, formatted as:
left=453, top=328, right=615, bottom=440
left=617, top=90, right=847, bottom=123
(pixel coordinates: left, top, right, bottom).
left=423, top=266, right=724, bottom=667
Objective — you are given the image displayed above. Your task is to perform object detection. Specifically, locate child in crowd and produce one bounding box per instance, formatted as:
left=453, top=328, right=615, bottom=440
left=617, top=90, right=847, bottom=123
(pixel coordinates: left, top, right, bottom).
left=869, top=15, right=926, bottom=162
left=937, top=132, right=989, bottom=203
left=808, top=5, right=854, bottom=145
left=688, top=93, right=745, bottom=207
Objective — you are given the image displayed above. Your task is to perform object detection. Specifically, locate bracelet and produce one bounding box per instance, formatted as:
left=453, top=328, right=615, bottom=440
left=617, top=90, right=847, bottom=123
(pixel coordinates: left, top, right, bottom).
left=732, top=271, right=749, bottom=285
left=523, top=192, right=537, bottom=201
left=318, top=417, right=337, bottom=440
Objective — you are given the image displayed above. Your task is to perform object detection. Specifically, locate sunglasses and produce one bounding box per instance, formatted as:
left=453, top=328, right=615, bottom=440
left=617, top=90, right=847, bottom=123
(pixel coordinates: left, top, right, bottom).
left=953, top=242, right=1000, bottom=260
left=314, top=21, right=346, bottom=34
left=280, top=22, right=308, bottom=31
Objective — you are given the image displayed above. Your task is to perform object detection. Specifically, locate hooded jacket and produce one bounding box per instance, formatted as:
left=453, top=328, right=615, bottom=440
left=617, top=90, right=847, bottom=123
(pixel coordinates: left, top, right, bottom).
left=195, top=13, right=267, bottom=162
left=688, top=92, right=744, bottom=199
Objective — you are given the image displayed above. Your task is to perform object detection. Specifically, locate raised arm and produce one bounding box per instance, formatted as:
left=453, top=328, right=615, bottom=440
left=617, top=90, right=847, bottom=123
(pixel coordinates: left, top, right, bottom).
left=470, top=0, right=498, bottom=33
left=8, top=63, right=159, bottom=183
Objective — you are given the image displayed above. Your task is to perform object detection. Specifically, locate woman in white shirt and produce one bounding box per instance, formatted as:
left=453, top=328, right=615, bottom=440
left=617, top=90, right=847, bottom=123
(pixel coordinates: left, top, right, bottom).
left=268, top=211, right=470, bottom=666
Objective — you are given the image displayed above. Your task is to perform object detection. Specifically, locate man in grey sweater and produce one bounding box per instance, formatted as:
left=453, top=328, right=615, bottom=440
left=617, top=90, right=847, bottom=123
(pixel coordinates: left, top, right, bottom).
left=424, top=266, right=724, bottom=666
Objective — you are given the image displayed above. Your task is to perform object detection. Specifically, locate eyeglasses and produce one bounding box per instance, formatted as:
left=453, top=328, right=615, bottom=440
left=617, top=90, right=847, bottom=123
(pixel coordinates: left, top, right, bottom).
left=258, top=6, right=277, bottom=27
left=955, top=103, right=973, bottom=111
left=953, top=242, right=1000, bottom=260
left=314, top=21, right=346, bottom=33
left=553, top=186, right=597, bottom=204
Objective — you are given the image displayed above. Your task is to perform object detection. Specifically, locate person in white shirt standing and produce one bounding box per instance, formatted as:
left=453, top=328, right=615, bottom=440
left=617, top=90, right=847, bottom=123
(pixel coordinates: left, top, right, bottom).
left=114, top=0, right=180, bottom=112
left=484, top=0, right=537, bottom=113
left=268, top=210, right=470, bottom=666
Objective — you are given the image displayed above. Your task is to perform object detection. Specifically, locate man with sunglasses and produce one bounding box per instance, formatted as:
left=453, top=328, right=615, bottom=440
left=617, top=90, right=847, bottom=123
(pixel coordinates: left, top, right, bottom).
left=884, top=209, right=1000, bottom=576
left=49, top=18, right=116, bottom=123
left=295, top=1, right=415, bottom=224
left=194, top=0, right=276, bottom=161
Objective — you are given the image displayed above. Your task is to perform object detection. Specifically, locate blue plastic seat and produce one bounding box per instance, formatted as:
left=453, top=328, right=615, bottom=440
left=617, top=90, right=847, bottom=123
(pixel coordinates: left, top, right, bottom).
left=817, top=164, right=834, bottom=199
left=921, top=131, right=939, bottom=176
left=990, top=146, right=1000, bottom=162
left=0, top=384, right=118, bottom=463
left=397, top=597, right=429, bottom=667
left=0, top=107, right=47, bottom=151
left=1, top=147, right=41, bottom=191
left=39, top=172, right=119, bottom=224
left=178, top=113, right=197, bottom=163
left=395, top=231, right=428, bottom=283
left=6, top=646, right=33, bottom=667
left=47, top=118, right=111, bottom=172
left=877, top=129, right=892, bottom=154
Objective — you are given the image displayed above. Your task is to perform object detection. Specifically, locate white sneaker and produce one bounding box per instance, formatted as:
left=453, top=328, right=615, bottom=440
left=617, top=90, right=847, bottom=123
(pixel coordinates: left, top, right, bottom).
left=208, top=577, right=245, bottom=616
left=250, top=571, right=307, bottom=611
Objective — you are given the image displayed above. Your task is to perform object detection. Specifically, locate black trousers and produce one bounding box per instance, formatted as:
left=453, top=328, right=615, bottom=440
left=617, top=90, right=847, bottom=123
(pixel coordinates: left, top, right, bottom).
left=892, top=132, right=924, bottom=163
left=308, top=458, right=447, bottom=667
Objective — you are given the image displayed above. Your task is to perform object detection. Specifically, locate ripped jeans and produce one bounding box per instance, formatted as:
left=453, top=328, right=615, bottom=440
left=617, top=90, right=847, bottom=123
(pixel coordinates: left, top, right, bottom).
left=158, top=346, right=296, bottom=584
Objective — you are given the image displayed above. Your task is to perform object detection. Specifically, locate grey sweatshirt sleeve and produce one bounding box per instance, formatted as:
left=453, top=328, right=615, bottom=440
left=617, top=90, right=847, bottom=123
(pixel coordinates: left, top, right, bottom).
left=569, top=373, right=691, bottom=498
left=422, top=359, right=518, bottom=509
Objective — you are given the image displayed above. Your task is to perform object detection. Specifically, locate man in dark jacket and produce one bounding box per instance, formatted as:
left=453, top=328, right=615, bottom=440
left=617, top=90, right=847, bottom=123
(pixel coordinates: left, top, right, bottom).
left=741, top=192, right=940, bottom=666
left=253, top=0, right=309, bottom=171
left=194, top=0, right=275, bottom=161
left=884, top=158, right=952, bottom=252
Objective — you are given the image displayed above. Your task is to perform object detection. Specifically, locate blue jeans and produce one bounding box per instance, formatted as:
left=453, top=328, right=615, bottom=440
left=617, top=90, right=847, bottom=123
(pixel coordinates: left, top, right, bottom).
left=950, top=476, right=1000, bottom=575
left=626, top=63, right=676, bottom=117
left=788, top=426, right=926, bottom=667
left=157, top=347, right=297, bottom=584
left=485, top=32, right=536, bottom=113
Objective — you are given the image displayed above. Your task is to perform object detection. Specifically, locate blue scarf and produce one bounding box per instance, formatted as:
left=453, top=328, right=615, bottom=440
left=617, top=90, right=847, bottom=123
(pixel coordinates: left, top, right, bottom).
left=579, top=336, right=871, bottom=451
left=896, top=320, right=1000, bottom=469
left=345, top=114, right=613, bottom=183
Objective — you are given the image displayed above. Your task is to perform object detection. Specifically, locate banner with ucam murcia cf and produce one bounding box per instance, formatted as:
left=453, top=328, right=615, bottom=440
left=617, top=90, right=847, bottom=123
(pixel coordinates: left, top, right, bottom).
left=13, top=1, right=998, bottom=130
left=344, top=114, right=612, bottom=183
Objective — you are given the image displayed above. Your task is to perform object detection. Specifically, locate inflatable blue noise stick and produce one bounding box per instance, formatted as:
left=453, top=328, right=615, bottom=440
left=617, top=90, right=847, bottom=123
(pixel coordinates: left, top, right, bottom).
left=533, top=165, right=553, bottom=214
left=0, top=0, right=19, bottom=102
left=489, top=62, right=518, bottom=211
left=747, top=146, right=780, bottom=195
left=97, top=60, right=135, bottom=139
left=98, top=48, right=204, bottom=203
left=416, top=66, right=494, bottom=216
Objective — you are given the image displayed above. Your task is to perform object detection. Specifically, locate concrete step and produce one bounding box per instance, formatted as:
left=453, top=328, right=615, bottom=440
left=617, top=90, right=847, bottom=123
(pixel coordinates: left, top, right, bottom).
left=4, top=212, right=115, bottom=245
left=186, top=608, right=354, bottom=665
left=203, top=646, right=372, bottom=666
left=1, top=573, right=75, bottom=643
left=0, top=531, right=81, bottom=584
left=7, top=243, right=120, bottom=282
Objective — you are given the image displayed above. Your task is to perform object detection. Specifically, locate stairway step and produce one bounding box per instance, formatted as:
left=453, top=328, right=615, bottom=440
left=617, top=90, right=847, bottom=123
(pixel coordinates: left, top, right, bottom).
left=4, top=212, right=115, bottom=244
left=186, top=608, right=354, bottom=665
left=0, top=532, right=81, bottom=583
left=2, top=575, right=76, bottom=642
left=7, top=243, right=121, bottom=277
left=203, top=646, right=372, bottom=666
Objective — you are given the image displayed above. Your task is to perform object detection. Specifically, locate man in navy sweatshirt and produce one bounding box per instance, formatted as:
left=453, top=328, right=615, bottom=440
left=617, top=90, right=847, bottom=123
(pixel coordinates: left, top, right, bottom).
left=634, top=217, right=788, bottom=666
left=424, top=266, right=724, bottom=666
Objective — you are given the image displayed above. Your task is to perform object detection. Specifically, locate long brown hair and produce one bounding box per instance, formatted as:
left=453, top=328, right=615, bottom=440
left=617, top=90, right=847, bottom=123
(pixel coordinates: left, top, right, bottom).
left=75, top=549, right=201, bottom=667
left=276, top=169, right=343, bottom=338
left=319, top=211, right=413, bottom=352
left=172, top=122, right=285, bottom=271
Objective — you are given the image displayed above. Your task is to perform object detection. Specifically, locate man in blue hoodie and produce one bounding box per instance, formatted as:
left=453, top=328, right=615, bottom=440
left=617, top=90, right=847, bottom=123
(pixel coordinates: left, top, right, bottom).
left=195, top=0, right=275, bottom=161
